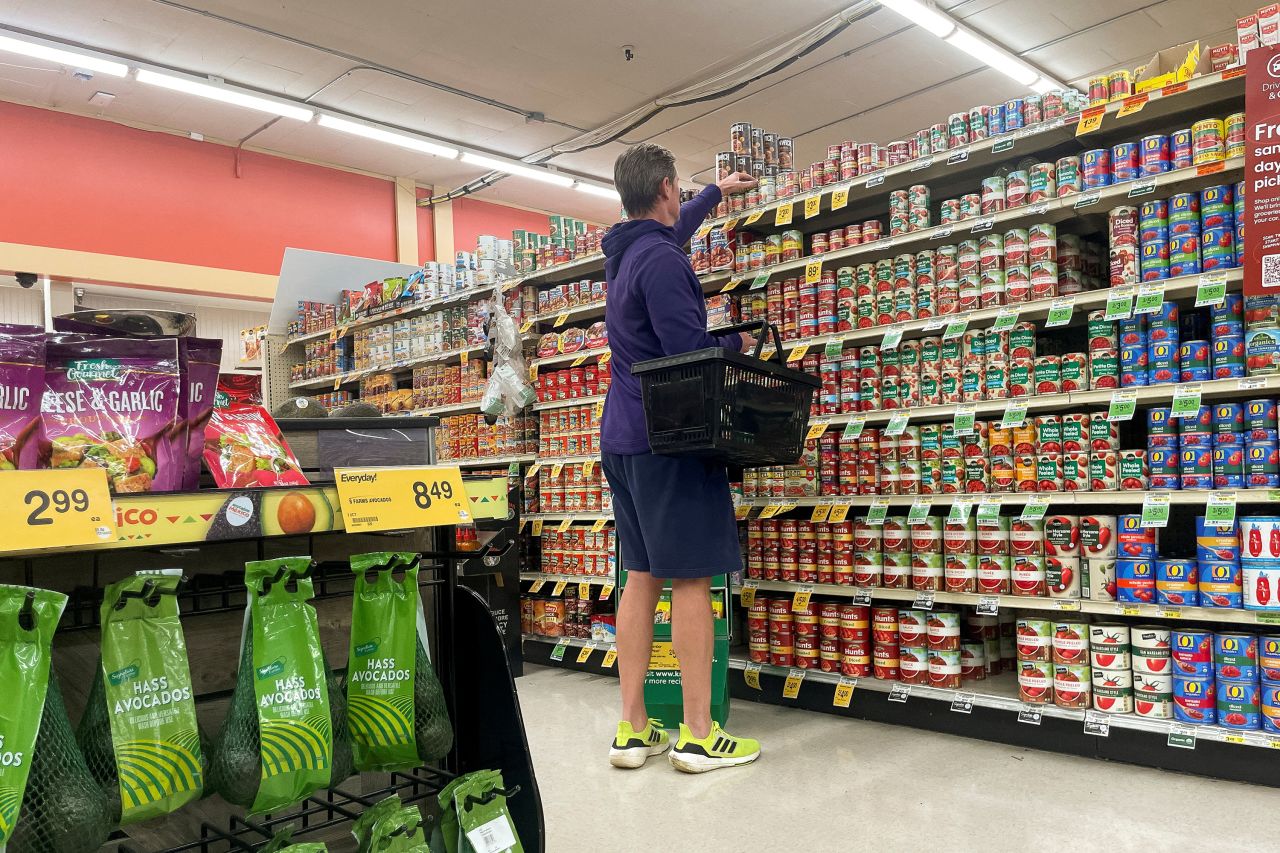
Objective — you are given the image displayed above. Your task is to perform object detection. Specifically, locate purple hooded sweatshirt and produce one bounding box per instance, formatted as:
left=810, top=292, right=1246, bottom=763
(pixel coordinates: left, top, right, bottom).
left=599, top=184, right=742, bottom=455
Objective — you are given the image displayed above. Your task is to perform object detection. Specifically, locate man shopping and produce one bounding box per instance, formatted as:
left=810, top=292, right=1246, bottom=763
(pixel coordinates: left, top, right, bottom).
left=600, top=143, right=760, bottom=773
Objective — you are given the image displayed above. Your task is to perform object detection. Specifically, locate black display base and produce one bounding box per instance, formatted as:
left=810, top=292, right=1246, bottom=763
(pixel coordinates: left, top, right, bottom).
left=731, top=669, right=1280, bottom=789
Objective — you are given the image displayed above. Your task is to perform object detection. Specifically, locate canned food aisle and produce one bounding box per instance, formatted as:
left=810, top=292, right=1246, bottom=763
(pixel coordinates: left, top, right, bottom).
left=518, top=665, right=1261, bottom=853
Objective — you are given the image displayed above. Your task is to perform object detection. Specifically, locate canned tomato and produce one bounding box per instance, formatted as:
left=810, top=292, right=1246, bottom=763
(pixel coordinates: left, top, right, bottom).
left=1173, top=676, right=1216, bottom=724
left=1167, top=128, right=1192, bottom=168
left=1133, top=674, right=1173, bottom=719
left=1215, top=632, right=1259, bottom=680
left=1245, top=445, right=1280, bottom=489
left=977, top=554, right=1010, bottom=594
left=1140, top=134, right=1170, bottom=175
left=1011, top=554, right=1046, bottom=596
left=1244, top=565, right=1280, bottom=611
left=1093, top=669, right=1134, bottom=714
left=1015, top=618, right=1052, bottom=661
left=1112, top=141, right=1139, bottom=181
left=1192, top=118, right=1225, bottom=166
left=1053, top=664, right=1092, bottom=709
left=1117, top=514, right=1157, bottom=557
left=1080, top=515, right=1117, bottom=558
left=1051, top=622, right=1089, bottom=664
left=1156, top=559, right=1199, bottom=607
left=1116, top=559, right=1154, bottom=603
left=1200, top=561, right=1243, bottom=608
left=926, top=610, right=962, bottom=650
left=1217, top=679, right=1261, bottom=729
left=1019, top=660, right=1053, bottom=703
left=1055, top=156, right=1082, bottom=196
left=1090, top=622, right=1130, bottom=669
left=1082, top=148, right=1111, bottom=188
left=1172, top=630, right=1213, bottom=677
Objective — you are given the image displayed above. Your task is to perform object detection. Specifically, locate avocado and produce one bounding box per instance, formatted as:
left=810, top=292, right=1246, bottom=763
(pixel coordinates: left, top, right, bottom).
left=262, top=490, right=333, bottom=537
left=205, top=490, right=263, bottom=541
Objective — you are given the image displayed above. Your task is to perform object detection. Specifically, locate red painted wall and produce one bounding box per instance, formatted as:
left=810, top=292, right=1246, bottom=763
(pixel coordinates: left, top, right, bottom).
left=0, top=100, right=398, bottom=278
left=416, top=187, right=436, bottom=265
left=451, top=196, right=551, bottom=254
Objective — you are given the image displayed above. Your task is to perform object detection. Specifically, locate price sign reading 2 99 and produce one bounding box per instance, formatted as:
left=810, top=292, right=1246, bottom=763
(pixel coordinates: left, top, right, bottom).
left=334, top=466, right=472, bottom=532
left=25, top=486, right=91, bottom=525
left=2, top=469, right=116, bottom=551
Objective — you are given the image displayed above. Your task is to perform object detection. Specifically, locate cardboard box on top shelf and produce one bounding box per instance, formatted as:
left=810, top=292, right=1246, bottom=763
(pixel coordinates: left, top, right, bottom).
left=1134, top=41, right=1209, bottom=93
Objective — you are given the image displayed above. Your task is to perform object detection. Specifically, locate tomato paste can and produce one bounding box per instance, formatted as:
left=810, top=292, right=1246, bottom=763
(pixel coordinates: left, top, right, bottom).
left=1156, top=559, right=1199, bottom=607
left=1173, top=676, right=1216, bottom=725
left=1166, top=127, right=1192, bottom=169
left=1139, top=133, right=1170, bottom=175
left=1055, top=156, right=1082, bottom=196
left=1018, top=660, right=1053, bottom=703
left=1192, top=118, right=1225, bottom=166
left=1217, top=678, right=1261, bottom=729
left=1092, top=669, right=1134, bottom=714
left=1215, top=632, right=1259, bottom=680
left=1200, top=561, right=1243, bottom=608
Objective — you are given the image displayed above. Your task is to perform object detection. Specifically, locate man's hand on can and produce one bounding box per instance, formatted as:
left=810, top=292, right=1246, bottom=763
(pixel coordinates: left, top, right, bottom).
left=737, top=331, right=755, bottom=352
left=717, top=170, right=757, bottom=196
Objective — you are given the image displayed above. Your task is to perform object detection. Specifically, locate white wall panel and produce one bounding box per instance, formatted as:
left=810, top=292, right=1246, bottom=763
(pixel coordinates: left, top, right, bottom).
left=0, top=283, right=45, bottom=327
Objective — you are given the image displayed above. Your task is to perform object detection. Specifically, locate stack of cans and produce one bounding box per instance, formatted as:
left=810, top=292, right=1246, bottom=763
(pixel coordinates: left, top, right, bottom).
left=1241, top=517, right=1280, bottom=613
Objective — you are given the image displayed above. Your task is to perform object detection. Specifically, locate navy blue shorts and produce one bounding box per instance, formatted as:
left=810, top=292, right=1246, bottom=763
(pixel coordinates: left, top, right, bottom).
left=601, top=451, right=742, bottom=579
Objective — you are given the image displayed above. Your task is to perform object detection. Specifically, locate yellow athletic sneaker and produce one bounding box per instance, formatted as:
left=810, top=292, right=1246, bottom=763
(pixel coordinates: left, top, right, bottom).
left=609, top=720, right=670, bottom=768
left=668, top=722, right=761, bottom=773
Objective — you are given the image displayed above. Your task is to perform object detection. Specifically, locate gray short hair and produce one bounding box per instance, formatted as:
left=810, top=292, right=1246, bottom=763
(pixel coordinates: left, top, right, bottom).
left=614, top=143, right=678, bottom=217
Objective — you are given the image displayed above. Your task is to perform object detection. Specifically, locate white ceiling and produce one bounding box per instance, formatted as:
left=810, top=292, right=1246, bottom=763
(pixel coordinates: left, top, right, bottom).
left=0, top=0, right=1257, bottom=225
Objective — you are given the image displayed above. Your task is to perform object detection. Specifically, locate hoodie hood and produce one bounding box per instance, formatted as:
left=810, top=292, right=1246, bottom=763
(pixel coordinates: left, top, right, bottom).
left=602, top=218, right=672, bottom=280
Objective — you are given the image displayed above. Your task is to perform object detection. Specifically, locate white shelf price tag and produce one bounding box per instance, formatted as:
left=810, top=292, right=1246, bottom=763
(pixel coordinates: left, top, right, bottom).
left=907, top=498, right=933, bottom=525
left=1018, top=706, right=1043, bottom=725
left=1134, top=282, right=1165, bottom=314
left=1205, top=492, right=1237, bottom=529
left=1029, top=201, right=1051, bottom=216
left=1240, top=376, right=1269, bottom=391
left=953, top=404, right=976, bottom=436
left=970, top=215, right=996, bottom=234
left=888, top=684, right=911, bottom=703
left=976, top=497, right=1002, bottom=527
left=1141, top=492, right=1171, bottom=528
left=1107, top=390, right=1138, bottom=422
left=866, top=498, right=891, bottom=526
left=910, top=156, right=934, bottom=172
left=912, top=588, right=935, bottom=611
left=1127, top=177, right=1158, bottom=198
left=922, top=316, right=948, bottom=332
left=853, top=587, right=874, bottom=606
left=1083, top=710, right=1111, bottom=737
left=1073, top=190, right=1102, bottom=210
left=947, top=150, right=970, bottom=165
left=1019, top=495, right=1051, bottom=522
left=1171, top=383, right=1202, bottom=419
left=1044, top=297, right=1075, bottom=328
left=881, top=326, right=904, bottom=350
left=976, top=595, right=999, bottom=616
left=950, top=692, right=976, bottom=714
left=864, top=173, right=885, bottom=189
left=1001, top=398, right=1029, bottom=429
left=1168, top=723, right=1197, bottom=750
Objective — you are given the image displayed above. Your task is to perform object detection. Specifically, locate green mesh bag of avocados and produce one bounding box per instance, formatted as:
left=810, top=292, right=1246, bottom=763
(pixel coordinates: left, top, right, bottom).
left=346, top=553, right=452, bottom=772
left=208, top=557, right=353, bottom=816
left=3, top=586, right=113, bottom=853
left=76, top=571, right=204, bottom=826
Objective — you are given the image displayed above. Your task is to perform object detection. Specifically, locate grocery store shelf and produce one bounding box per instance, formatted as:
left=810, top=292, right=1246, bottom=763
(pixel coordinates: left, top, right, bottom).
left=703, top=68, right=1244, bottom=236
left=697, top=157, right=1243, bottom=290
left=738, top=489, right=1280, bottom=510
left=529, top=300, right=606, bottom=327
left=734, top=580, right=1079, bottom=614
left=410, top=399, right=484, bottom=418
left=532, top=394, right=605, bottom=411
left=532, top=453, right=600, bottom=466
left=289, top=343, right=478, bottom=390
left=728, top=656, right=1280, bottom=749
left=515, top=252, right=605, bottom=287
left=521, top=572, right=614, bottom=585
left=525, top=512, right=613, bottom=522
left=285, top=286, right=499, bottom=348
left=531, top=346, right=609, bottom=369
left=446, top=453, right=536, bottom=469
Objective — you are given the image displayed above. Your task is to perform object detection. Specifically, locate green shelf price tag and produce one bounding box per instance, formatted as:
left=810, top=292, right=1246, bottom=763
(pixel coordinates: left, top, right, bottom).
left=550, top=638, right=571, bottom=662
left=1134, top=282, right=1165, bottom=315
left=885, top=412, right=909, bottom=437
left=991, top=138, right=1015, bottom=154
left=976, top=498, right=1002, bottom=527
left=842, top=416, right=867, bottom=440
left=953, top=405, right=976, bottom=436
left=1019, top=495, right=1050, bottom=522
left=881, top=326, right=904, bottom=350
left=1107, top=390, right=1137, bottom=422
left=907, top=498, right=932, bottom=525
left=824, top=339, right=844, bottom=358
left=1045, top=297, right=1075, bottom=328
left=942, top=318, right=969, bottom=341
left=750, top=272, right=771, bottom=290
left=1170, top=384, right=1202, bottom=419
left=866, top=499, right=890, bottom=526
left=1141, top=492, right=1171, bottom=528
left=1194, top=271, right=1228, bottom=307
left=1168, top=723, right=1197, bottom=750
left=947, top=499, right=973, bottom=524
left=1205, top=492, right=1237, bottom=529
left=992, top=307, right=1019, bottom=333
left=1104, top=288, right=1134, bottom=321
left=1000, top=399, right=1029, bottom=429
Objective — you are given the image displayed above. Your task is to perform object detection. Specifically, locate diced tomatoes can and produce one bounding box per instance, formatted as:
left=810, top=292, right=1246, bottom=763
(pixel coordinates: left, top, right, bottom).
left=1217, top=678, right=1261, bottom=729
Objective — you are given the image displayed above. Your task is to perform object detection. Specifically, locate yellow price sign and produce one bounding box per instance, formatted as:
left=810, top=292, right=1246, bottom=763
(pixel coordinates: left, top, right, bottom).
left=1117, top=93, right=1148, bottom=117
left=583, top=458, right=595, bottom=478
left=806, top=421, right=827, bottom=441
left=774, top=202, right=794, bottom=226
left=1075, top=107, right=1105, bottom=137
left=597, top=350, right=612, bottom=366
left=528, top=579, right=546, bottom=593
left=519, top=318, right=534, bottom=333
left=554, top=312, right=570, bottom=328
left=602, top=646, right=618, bottom=668
left=578, top=582, right=591, bottom=600
left=572, top=355, right=588, bottom=367
left=333, top=373, right=344, bottom=391
left=598, top=584, right=614, bottom=601
left=576, top=643, right=595, bottom=663
left=1225, top=733, right=1246, bottom=745
left=833, top=677, right=856, bottom=708
left=791, top=587, right=812, bottom=613
left=524, top=463, right=541, bottom=479
left=782, top=668, right=805, bottom=699
left=459, top=349, right=469, bottom=364
left=743, top=209, right=765, bottom=226
left=518, top=518, right=528, bottom=533
left=804, top=194, right=822, bottom=219
left=831, top=188, right=849, bottom=211
left=758, top=504, right=781, bottom=519
left=740, top=581, right=758, bottom=609
left=805, top=259, right=823, bottom=285
left=551, top=463, right=564, bottom=478
left=531, top=519, right=545, bottom=536
left=0, top=469, right=116, bottom=552
left=591, top=517, right=608, bottom=533
left=721, top=278, right=743, bottom=293
left=695, top=224, right=712, bottom=239
left=333, top=466, right=472, bottom=533
left=787, top=344, right=810, bottom=363
left=528, top=362, right=538, bottom=382
left=551, top=580, right=567, bottom=596
left=557, top=518, right=572, bottom=533
left=724, top=218, right=738, bottom=231
left=829, top=503, right=851, bottom=523
left=734, top=503, right=752, bottom=521
left=743, top=663, right=762, bottom=690
left=593, top=400, right=605, bottom=419
left=810, top=504, right=832, bottom=522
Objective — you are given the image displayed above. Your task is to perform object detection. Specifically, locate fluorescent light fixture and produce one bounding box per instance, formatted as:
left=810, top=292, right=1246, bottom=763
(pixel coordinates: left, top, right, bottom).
left=460, top=152, right=575, bottom=187
left=1029, top=75, right=1058, bottom=95
left=0, top=32, right=128, bottom=77
left=318, top=114, right=458, bottom=158
left=944, top=28, right=1038, bottom=86
left=136, top=68, right=314, bottom=121
left=877, top=0, right=955, bottom=38
left=574, top=182, right=620, bottom=200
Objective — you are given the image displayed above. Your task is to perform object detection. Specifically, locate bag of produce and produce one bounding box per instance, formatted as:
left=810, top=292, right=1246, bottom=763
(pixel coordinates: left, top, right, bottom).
left=3, top=586, right=113, bottom=853
left=0, top=324, right=45, bottom=471
left=435, top=771, right=521, bottom=853
left=178, top=338, right=223, bottom=490
left=346, top=553, right=452, bottom=772
left=40, top=336, right=184, bottom=492
left=202, top=404, right=308, bottom=488
left=76, top=572, right=204, bottom=825
left=261, top=827, right=329, bottom=852
left=352, top=795, right=427, bottom=853
left=208, top=557, right=352, bottom=815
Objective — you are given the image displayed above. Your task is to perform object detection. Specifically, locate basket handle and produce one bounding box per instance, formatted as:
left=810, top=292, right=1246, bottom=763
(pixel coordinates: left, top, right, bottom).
left=751, top=322, right=786, bottom=366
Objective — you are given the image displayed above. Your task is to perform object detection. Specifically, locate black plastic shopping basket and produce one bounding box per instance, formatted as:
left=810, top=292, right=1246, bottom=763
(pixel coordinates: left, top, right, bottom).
left=632, top=322, right=820, bottom=467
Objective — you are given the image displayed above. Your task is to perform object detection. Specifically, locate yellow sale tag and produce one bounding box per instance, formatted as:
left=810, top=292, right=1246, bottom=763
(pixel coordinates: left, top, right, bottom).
left=551, top=463, right=564, bottom=478
left=576, top=644, right=594, bottom=663
left=695, top=224, right=712, bottom=239
left=833, top=678, right=855, bottom=708
left=572, top=355, right=588, bottom=367
left=775, top=202, right=794, bottom=226
left=788, top=344, right=809, bottom=363
left=740, top=584, right=757, bottom=609
left=831, top=188, right=849, bottom=211
left=528, top=579, right=545, bottom=593
left=758, top=504, right=781, bottom=519
left=724, top=218, right=738, bottom=231
left=558, top=518, right=572, bottom=533
left=744, top=209, right=765, bottom=226
left=531, top=519, right=545, bottom=536
left=744, top=664, right=762, bottom=690
left=333, top=373, right=343, bottom=391
left=597, top=350, right=612, bottom=366
left=590, top=517, right=608, bottom=534
left=579, top=582, right=591, bottom=599
left=0, top=469, right=116, bottom=552
left=528, top=362, right=538, bottom=382
left=792, top=588, right=812, bottom=612
left=594, top=400, right=605, bottom=419
left=551, top=580, right=567, bottom=596
left=810, top=504, right=832, bottom=522
left=459, top=349, right=469, bottom=364
left=525, top=463, right=541, bottom=479
left=734, top=503, right=752, bottom=520
left=1225, top=733, right=1246, bottom=745
left=722, top=278, right=743, bottom=293
left=519, top=318, right=534, bottom=333
left=804, top=194, right=822, bottom=219
left=518, top=518, right=528, bottom=533
left=1121, top=605, right=1141, bottom=616
left=583, top=458, right=595, bottom=478
left=1118, top=94, right=1148, bottom=117
left=806, top=422, right=827, bottom=440
left=599, top=584, right=614, bottom=600
left=805, top=259, right=823, bottom=285
left=554, top=312, right=570, bottom=328
left=602, top=646, right=618, bottom=668
left=782, top=669, right=804, bottom=699
left=829, top=503, right=851, bottom=523
left=333, top=466, right=472, bottom=532
left=1075, top=107, right=1105, bottom=136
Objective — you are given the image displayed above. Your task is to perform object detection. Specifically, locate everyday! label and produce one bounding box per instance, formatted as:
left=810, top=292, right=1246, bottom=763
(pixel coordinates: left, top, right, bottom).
left=1141, top=492, right=1171, bottom=527
left=805, top=259, right=823, bottom=285
left=810, top=504, right=833, bottom=522
left=882, top=326, right=904, bottom=350
left=1020, top=495, right=1051, bottom=521
left=602, top=647, right=618, bottom=668
left=792, top=585, right=814, bottom=613
left=953, top=405, right=976, bottom=436
left=867, top=499, right=890, bottom=526
left=804, top=195, right=822, bottom=219
left=775, top=203, right=794, bottom=226
left=576, top=643, right=596, bottom=664
left=1045, top=297, right=1075, bottom=328
left=334, top=466, right=473, bottom=532
left=992, top=307, right=1019, bottom=333
left=843, top=416, right=867, bottom=440
left=740, top=580, right=758, bottom=609
left=885, top=412, right=909, bottom=437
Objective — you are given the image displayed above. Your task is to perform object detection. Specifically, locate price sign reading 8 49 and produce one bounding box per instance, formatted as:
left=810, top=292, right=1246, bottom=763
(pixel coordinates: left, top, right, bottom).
left=335, top=466, right=473, bottom=532
left=4, top=469, right=116, bottom=551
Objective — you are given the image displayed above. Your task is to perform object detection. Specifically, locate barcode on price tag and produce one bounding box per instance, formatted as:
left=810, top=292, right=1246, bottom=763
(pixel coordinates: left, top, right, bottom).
left=466, top=815, right=519, bottom=853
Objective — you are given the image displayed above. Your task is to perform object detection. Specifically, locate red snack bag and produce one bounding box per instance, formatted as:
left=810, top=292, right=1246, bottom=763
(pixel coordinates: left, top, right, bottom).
left=203, top=403, right=308, bottom=488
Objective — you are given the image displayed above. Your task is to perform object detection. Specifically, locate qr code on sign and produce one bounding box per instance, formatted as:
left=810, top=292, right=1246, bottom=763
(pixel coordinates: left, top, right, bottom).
left=1265, top=253, right=1280, bottom=288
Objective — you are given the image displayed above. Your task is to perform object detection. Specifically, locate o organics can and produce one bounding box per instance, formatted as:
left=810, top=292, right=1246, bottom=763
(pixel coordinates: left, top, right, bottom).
left=1082, top=148, right=1112, bottom=188
left=1118, top=514, right=1157, bottom=557
left=1260, top=635, right=1280, bottom=681
left=1245, top=564, right=1280, bottom=611
left=1133, top=673, right=1173, bottom=718
left=1173, top=676, right=1216, bottom=725
left=1200, top=561, right=1243, bottom=608
left=1052, top=621, right=1089, bottom=664
left=1171, top=128, right=1193, bottom=169
left=1090, top=622, right=1130, bottom=670
left=1215, top=632, right=1259, bottom=680
left=1173, top=629, right=1214, bottom=677
left=1084, top=558, right=1117, bottom=601
left=927, top=648, right=962, bottom=688
left=1213, top=445, right=1245, bottom=490
left=1112, top=141, right=1140, bottom=182
left=1019, top=660, right=1053, bottom=703
left=1093, top=669, right=1134, bottom=714
left=1156, top=559, right=1199, bottom=606
left=1116, top=558, right=1154, bottom=603
left=1217, top=679, right=1261, bottom=729
left=1196, top=516, right=1240, bottom=562
left=1241, top=517, right=1280, bottom=559
left=1140, top=134, right=1170, bottom=175
left=1245, top=443, right=1280, bottom=489
left=1263, top=685, right=1280, bottom=733
left=1054, top=664, right=1092, bottom=709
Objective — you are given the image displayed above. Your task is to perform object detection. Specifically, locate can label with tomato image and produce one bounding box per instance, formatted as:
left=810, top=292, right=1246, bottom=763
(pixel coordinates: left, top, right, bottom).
left=1131, top=626, right=1172, bottom=675
left=1133, top=673, right=1173, bottom=719
left=899, top=646, right=930, bottom=685
left=976, top=554, right=1010, bottom=593
left=1116, top=559, right=1154, bottom=603
left=1053, top=664, right=1092, bottom=709
left=1083, top=558, right=1117, bottom=601
left=1239, top=517, right=1280, bottom=559
left=1010, top=517, right=1044, bottom=555
left=1015, top=618, right=1053, bottom=661
left=1092, top=669, right=1134, bottom=714
left=1117, top=514, right=1157, bottom=557
left=1195, top=516, right=1240, bottom=562
left=1044, top=515, right=1079, bottom=557
left=1216, top=679, right=1261, bottom=730
left=927, top=648, right=962, bottom=688
left=1244, top=564, right=1280, bottom=611
left=1156, top=559, right=1199, bottom=607
left=1017, top=661, right=1052, bottom=703
left=1244, top=443, right=1280, bottom=488
left=1214, top=632, right=1258, bottom=680
left=1011, top=555, right=1046, bottom=597
left=1173, top=676, right=1216, bottom=725
left=1090, top=623, right=1130, bottom=671
left=1199, top=560, right=1243, bottom=608
left=1080, top=515, right=1117, bottom=557
left=1051, top=622, right=1089, bottom=664
left=1259, top=636, right=1280, bottom=682
left=1046, top=557, right=1080, bottom=598
left=1261, top=685, right=1280, bottom=733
